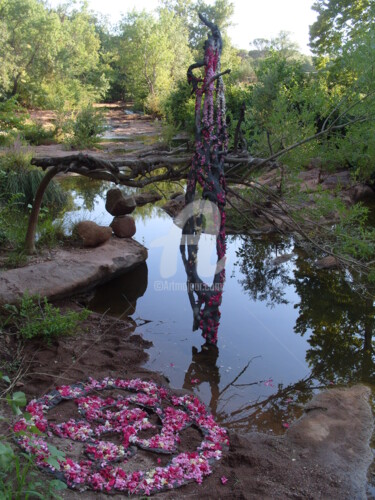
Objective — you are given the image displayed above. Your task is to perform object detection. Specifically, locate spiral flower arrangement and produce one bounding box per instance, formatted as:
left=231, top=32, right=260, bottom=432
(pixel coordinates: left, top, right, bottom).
left=13, top=377, right=229, bottom=495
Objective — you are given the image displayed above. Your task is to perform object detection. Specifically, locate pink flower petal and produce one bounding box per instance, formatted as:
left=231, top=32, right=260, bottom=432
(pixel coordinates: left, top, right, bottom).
left=191, top=378, right=200, bottom=384
left=221, top=476, right=228, bottom=484
left=282, top=422, right=290, bottom=429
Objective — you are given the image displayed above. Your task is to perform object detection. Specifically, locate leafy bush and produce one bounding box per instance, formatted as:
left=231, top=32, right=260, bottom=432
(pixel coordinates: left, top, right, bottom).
left=162, top=80, right=196, bottom=138
left=65, top=106, right=105, bottom=149
left=0, top=141, right=67, bottom=210
left=4, top=294, right=90, bottom=343
left=21, top=123, right=56, bottom=146
left=0, top=98, right=27, bottom=146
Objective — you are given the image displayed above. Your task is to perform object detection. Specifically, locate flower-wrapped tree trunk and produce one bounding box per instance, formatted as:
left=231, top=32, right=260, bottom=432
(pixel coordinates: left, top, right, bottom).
left=180, top=14, right=230, bottom=345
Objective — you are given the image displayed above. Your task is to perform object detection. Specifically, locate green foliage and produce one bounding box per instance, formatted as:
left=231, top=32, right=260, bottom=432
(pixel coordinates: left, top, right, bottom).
left=0, top=143, right=67, bottom=209
left=4, top=294, right=90, bottom=343
left=64, top=106, right=105, bottom=149
left=159, top=0, right=235, bottom=51
left=118, top=9, right=193, bottom=114
left=309, top=0, right=374, bottom=57
left=162, top=80, right=196, bottom=136
left=21, top=123, right=56, bottom=146
left=0, top=97, right=27, bottom=144
left=0, top=0, right=107, bottom=108
left=0, top=379, right=67, bottom=499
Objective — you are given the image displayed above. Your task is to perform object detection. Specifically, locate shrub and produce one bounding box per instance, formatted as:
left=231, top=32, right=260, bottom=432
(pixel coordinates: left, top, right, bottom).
left=0, top=141, right=67, bottom=210
left=65, top=106, right=105, bottom=149
left=0, top=98, right=27, bottom=146
left=4, top=294, right=90, bottom=343
left=162, top=80, right=195, bottom=138
left=21, top=123, right=56, bottom=146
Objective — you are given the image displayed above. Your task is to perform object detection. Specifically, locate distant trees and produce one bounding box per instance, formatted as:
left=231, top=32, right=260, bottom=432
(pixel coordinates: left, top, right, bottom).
left=0, top=0, right=107, bottom=108
left=117, top=9, right=192, bottom=114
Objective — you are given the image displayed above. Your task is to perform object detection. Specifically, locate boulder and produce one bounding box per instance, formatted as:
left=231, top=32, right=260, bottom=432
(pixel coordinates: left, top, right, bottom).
left=133, top=191, right=162, bottom=206
left=170, top=191, right=184, bottom=200
left=306, top=157, right=322, bottom=170
left=348, top=184, right=375, bottom=203
left=162, top=195, right=185, bottom=218
left=105, top=188, right=136, bottom=216
left=320, top=171, right=351, bottom=190
left=316, top=255, right=339, bottom=269
left=270, top=253, right=294, bottom=266
left=75, top=221, right=112, bottom=248
left=110, top=215, right=136, bottom=238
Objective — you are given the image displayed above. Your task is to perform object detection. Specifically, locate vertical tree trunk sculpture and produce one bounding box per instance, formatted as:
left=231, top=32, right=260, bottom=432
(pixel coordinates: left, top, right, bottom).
left=180, top=14, right=230, bottom=345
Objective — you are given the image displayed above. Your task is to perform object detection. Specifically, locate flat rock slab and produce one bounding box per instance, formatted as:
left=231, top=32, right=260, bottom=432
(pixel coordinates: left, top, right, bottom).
left=0, top=238, right=147, bottom=305
left=220, top=385, right=374, bottom=500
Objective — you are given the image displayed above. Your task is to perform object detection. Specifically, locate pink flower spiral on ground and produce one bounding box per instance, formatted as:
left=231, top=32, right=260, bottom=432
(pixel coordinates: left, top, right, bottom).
left=13, top=377, right=229, bottom=495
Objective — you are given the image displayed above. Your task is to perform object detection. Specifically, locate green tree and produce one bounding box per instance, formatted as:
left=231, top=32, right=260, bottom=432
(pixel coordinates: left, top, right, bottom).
left=159, top=0, right=234, bottom=52
left=0, top=0, right=61, bottom=101
left=118, top=9, right=192, bottom=114
left=0, top=0, right=107, bottom=107
left=309, top=0, right=375, bottom=57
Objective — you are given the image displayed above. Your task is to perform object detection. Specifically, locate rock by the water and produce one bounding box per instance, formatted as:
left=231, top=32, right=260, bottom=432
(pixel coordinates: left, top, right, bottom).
left=0, top=239, right=148, bottom=305
left=106, top=188, right=136, bottom=216
left=75, top=221, right=112, bottom=247
left=111, top=215, right=136, bottom=238
left=349, top=184, right=375, bottom=202
left=162, top=195, right=185, bottom=218
left=316, top=255, right=339, bottom=269
left=133, top=191, right=162, bottom=206
left=170, top=191, right=184, bottom=200
left=271, top=253, right=294, bottom=266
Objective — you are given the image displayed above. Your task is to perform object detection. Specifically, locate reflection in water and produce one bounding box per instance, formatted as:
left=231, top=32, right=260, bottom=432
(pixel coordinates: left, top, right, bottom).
left=183, top=344, right=220, bottom=415
left=236, top=234, right=293, bottom=307
left=59, top=177, right=107, bottom=212
left=180, top=204, right=226, bottom=344
left=88, top=263, right=148, bottom=317
left=291, top=255, right=375, bottom=385
left=236, top=233, right=375, bottom=386
left=59, top=175, right=375, bottom=446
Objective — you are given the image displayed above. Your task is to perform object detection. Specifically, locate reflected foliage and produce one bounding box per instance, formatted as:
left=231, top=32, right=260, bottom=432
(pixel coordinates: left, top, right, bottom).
left=292, top=256, right=375, bottom=384
left=235, top=234, right=293, bottom=307
left=59, top=177, right=108, bottom=212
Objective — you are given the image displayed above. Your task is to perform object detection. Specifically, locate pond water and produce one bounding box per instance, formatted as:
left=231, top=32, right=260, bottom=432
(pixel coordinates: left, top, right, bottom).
left=58, top=175, right=375, bottom=492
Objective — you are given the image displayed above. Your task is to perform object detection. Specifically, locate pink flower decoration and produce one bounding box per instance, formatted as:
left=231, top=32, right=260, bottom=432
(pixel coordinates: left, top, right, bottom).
left=221, top=476, right=228, bottom=484
left=13, top=378, right=229, bottom=495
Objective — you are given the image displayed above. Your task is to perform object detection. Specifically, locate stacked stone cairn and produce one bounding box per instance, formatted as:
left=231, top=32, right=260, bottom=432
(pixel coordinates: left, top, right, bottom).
left=105, top=188, right=136, bottom=238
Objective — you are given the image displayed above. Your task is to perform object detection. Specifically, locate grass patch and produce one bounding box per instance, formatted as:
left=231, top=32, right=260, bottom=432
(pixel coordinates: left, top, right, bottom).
left=4, top=293, right=90, bottom=343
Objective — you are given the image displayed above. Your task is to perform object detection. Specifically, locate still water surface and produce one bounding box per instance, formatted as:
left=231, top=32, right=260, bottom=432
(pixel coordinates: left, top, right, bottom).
left=59, top=177, right=375, bottom=448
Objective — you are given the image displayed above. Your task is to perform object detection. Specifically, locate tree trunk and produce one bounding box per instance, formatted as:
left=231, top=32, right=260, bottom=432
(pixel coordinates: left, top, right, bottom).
left=24, top=166, right=59, bottom=254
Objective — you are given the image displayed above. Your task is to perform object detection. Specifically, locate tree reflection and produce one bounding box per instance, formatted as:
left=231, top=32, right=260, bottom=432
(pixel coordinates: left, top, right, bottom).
left=291, top=257, right=375, bottom=384
left=59, top=177, right=108, bottom=211
left=235, top=234, right=293, bottom=307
